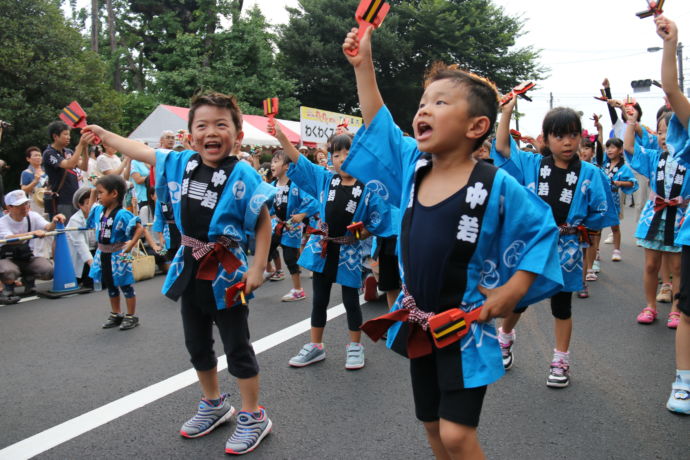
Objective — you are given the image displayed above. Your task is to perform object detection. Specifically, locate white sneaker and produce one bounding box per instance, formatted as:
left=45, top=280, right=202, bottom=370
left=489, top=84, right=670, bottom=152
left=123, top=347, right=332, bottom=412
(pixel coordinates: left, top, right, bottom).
left=281, top=288, right=306, bottom=302
left=604, top=233, right=614, bottom=244
left=611, top=249, right=622, bottom=262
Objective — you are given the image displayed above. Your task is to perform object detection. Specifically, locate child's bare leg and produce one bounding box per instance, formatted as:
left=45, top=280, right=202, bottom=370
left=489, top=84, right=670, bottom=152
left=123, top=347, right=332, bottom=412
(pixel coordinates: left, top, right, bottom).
left=423, top=421, right=451, bottom=460
left=310, top=326, right=325, bottom=344
left=125, top=296, right=136, bottom=315
left=661, top=253, right=672, bottom=284
left=554, top=318, right=573, bottom=352
left=348, top=329, right=362, bottom=343
left=669, top=252, right=681, bottom=313
left=197, top=368, right=221, bottom=400
left=500, top=311, right=522, bottom=334
left=612, top=225, right=622, bottom=250
left=644, top=249, right=663, bottom=309
left=109, top=295, right=121, bottom=314
left=237, top=375, right=260, bottom=413
left=439, top=419, right=484, bottom=460
left=291, top=272, right=302, bottom=290
left=677, top=313, right=690, bottom=369
left=274, top=256, right=283, bottom=272
left=386, top=288, right=401, bottom=308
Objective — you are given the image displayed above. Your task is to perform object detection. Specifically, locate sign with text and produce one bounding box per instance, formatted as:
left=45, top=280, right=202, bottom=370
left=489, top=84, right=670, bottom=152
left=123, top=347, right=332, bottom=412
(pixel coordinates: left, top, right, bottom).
left=299, top=106, right=363, bottom=144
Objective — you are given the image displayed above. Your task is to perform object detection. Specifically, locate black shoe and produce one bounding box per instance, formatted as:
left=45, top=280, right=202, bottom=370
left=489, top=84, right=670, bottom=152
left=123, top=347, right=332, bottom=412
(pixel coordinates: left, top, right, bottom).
left=23, top=278, right=36, bottom=295
left=102, top=313, right=124, bottom=329
left=0, top=294, right=20, bottom=305
left=0, top=285, right=20, bottom=304
left=120, top=315, right=139, bottom=330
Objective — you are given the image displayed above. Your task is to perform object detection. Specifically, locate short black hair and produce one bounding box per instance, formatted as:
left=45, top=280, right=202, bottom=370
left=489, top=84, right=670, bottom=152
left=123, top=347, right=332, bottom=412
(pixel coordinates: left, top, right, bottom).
left=95, top=174, right=126, bottom=206
left=657, top=111, right=673, bottom=131
left=656, top=104, right=672, bottom=121
left=331, top=133, right=353, bottom=153
left=25, top=146, right=41, bottom=158
left=605, top=137, right=624, bottom=149
left=47, top=121, right=69, bottom=141
left=424, top=63, right=499, bottom=149
left=188, top=91, right=242, bottom=133
left=272, top=149, right=291, bottom=165
left=540, top=107, right=582, bottom=156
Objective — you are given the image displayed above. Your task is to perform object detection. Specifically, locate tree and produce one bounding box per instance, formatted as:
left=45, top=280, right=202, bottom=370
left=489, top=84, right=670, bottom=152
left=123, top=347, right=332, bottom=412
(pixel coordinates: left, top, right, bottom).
left=154, top=6, right=301, bottom=119
left=0, top=0, right=123, bottom=188
left=277, top=0, right=545, bottom=130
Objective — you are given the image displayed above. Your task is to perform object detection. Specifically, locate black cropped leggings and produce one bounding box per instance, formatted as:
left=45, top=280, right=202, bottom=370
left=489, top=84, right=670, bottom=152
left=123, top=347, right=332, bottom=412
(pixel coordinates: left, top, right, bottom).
left=311, top=272, right=362, bottom=331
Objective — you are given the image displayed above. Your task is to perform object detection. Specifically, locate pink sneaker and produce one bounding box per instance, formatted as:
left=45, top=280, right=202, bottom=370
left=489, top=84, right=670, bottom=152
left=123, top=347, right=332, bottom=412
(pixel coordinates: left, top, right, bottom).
left=281, top=289, right=306, bottom=302
left=636, top=307, right=658, bottom=324
left=667, top=312, right=681, bottom=329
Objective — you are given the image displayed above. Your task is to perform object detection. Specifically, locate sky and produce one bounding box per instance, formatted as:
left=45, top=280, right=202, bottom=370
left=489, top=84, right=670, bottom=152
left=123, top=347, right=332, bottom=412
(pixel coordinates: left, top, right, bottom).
left=68, top=0, right=690, bottom=136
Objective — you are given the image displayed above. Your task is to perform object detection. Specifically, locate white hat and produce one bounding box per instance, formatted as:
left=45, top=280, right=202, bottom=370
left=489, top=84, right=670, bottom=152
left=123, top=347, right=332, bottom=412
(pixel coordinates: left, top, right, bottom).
left=5, top=190, right=29, bottom=207
left=298, top=146, right=308, bottom=151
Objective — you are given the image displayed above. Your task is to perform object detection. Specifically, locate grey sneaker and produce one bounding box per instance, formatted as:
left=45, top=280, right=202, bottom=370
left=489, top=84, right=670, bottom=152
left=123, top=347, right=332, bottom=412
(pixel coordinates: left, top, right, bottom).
left=102, top=313, right=124, bottom=329
left=225, top=407, right=272, bottom=455
left=119, top=315, right=139, bottom=330
left=180, top=393, right=235, bottom=438
left=345, top=342, right=365, bottom=370
left=288, top=343, right=325, bottom=367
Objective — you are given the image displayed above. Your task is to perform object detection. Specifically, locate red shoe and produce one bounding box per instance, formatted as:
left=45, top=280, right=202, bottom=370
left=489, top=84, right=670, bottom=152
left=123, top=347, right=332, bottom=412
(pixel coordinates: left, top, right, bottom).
left=363, top=274, right=378, bottom=301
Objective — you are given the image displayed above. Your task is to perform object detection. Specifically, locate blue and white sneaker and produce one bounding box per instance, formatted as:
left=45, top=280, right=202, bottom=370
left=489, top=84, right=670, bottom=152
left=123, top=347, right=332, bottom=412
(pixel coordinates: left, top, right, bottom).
left=288, top=343, right=326, bottom=367
left=666, top=378, right=690, bottom=415
left=225, top=407, right=272, bottom=455
left=345, top=342, right=365, bottom=370
left=180, top=393, right=235, bottom=438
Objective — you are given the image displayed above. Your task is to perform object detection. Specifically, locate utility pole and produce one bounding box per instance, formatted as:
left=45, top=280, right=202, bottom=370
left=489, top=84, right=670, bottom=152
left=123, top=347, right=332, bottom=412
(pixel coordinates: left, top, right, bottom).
left=678, top=42, right=684, bottom=95
left=549, top=92, right=554, bottom=110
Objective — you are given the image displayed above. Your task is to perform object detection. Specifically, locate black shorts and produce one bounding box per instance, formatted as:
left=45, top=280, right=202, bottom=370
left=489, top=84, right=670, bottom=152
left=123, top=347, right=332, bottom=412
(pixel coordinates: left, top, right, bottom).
left=375, top=236, right=400, bottom=292
left=410, top=350, right=487, bottom=427
left=677, top=246, right=690, bottom=316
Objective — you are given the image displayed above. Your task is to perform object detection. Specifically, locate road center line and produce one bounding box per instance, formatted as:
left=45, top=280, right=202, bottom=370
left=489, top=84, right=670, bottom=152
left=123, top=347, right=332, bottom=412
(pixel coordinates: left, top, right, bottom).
left=0, top=301, right=352, bottom=459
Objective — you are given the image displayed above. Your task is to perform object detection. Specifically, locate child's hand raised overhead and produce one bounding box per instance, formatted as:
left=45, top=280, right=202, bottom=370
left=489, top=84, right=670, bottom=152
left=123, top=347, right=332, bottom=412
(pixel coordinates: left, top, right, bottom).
left=501, top=94, right=518, bottom=115
left=342, top=26, right=374, bottom=67
left=655, top=15, right=677, bottom=42
left=82, top=124, right=106, bottom=140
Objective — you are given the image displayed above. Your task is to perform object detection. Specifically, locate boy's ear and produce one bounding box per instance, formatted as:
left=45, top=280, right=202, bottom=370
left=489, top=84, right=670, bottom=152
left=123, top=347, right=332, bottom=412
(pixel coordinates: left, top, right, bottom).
left=465, top=116, right=491, bottom=141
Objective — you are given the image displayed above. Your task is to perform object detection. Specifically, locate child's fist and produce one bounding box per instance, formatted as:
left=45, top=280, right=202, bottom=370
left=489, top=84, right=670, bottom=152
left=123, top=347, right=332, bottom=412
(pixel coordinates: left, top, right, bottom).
left=655, top=15, right=677, bottom=42
left=342, top=26, right=373, bottom=66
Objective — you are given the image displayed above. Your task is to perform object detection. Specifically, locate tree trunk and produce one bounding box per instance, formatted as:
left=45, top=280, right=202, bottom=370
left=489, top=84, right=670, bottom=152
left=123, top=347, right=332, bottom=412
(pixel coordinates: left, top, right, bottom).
left=90, top=0, right=98, bottom=52
left=107, top=0, right=121, bottom=91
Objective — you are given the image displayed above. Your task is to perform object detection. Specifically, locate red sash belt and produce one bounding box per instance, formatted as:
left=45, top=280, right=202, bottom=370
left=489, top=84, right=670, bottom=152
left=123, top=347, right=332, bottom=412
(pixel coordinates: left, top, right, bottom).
left=649, top=191, right=685, bottom=213
left=306, top=222, right=356, bottom=258
left=558, top=224, right=591, bottom=245
left=360, top=286, right=483, bottom=359
left=181, top=234, right=241, bottom=281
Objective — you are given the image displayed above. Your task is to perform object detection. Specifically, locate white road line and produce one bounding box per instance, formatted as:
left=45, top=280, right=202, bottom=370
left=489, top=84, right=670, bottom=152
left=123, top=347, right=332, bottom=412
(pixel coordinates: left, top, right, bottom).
left=0, top=301, right=354, bottom=459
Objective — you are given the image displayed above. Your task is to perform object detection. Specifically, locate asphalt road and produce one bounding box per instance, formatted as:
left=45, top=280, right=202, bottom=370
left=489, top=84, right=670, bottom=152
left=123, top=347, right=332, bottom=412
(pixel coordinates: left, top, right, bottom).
left=1, top=213, right=689, bottom=459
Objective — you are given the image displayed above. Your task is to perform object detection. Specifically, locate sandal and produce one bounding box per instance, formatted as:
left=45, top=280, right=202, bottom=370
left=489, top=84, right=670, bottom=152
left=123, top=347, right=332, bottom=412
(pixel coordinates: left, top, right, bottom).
left=577, top=284, right=589, bottom=299
left=585, top=269, right=598, bottom=282
left=636, top=307, right=658, bottom=324
left=667, top=311, right=681, bottom=329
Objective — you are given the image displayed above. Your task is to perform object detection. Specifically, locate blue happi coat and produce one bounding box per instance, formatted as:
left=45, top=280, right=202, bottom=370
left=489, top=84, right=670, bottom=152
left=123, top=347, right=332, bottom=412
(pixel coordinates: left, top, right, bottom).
left=602, top=159, right=639, bottom=216
left=153, top=193, right=173, bottom=249
left=86, top=205, right=141, bottom=286
left=270, top=180, right=320, bottom=249
left=625, top=119, right=690, bottom=244
left=491, top=136, right=619, bottom=292
left=665, top=116, right=690, bottom=246
left=155, top=150, right=276, bottom=310
left=287, top=155, right=394, bottom=289
left=344, top=106, right=563, bottom=388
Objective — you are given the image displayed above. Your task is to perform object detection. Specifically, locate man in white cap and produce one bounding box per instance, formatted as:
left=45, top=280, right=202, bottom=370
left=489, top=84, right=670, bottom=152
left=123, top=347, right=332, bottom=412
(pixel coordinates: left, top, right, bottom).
left=0, top=190, right=65, bottom=302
